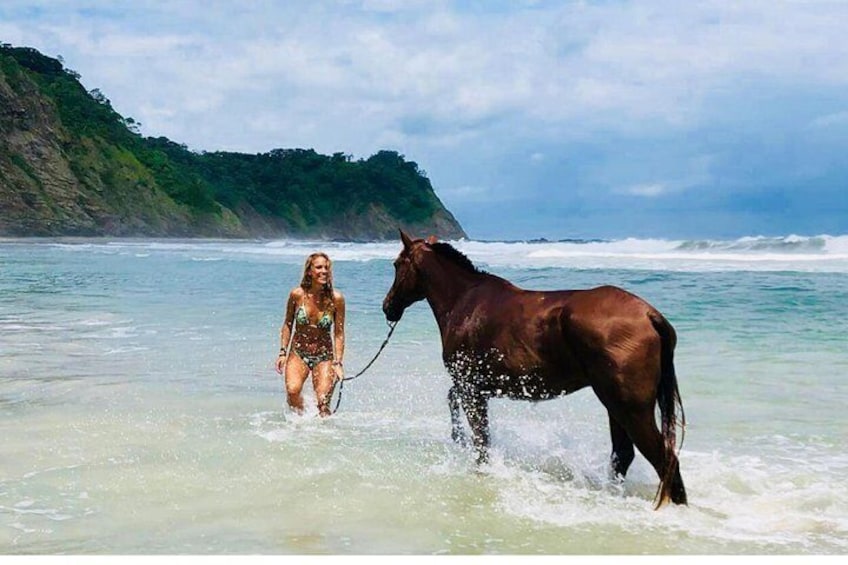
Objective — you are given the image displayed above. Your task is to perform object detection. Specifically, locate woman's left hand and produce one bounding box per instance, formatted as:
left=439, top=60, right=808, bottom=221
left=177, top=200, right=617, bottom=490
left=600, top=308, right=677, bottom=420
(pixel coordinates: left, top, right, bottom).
left=333, top=362, right=344, bottom=382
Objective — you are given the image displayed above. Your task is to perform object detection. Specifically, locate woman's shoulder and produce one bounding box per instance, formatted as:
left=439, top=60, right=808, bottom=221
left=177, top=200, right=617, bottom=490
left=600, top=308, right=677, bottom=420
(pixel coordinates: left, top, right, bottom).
left=332, top=289, right=345, bottom=302
left=289, top=287, right=305, bottom=300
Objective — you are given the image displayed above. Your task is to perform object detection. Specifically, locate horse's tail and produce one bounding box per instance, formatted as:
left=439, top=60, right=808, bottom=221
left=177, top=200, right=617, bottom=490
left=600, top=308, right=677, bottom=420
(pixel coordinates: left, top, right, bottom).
left=649, top=311, right=687, bottom=509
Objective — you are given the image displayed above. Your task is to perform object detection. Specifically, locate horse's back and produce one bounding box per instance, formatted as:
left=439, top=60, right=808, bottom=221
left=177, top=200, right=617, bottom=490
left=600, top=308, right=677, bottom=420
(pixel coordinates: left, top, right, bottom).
left=449, top=280, right=667, bottom=367
left=557, top=285, right=665, bottom=330
left=455, top=282, right=662, bottom=347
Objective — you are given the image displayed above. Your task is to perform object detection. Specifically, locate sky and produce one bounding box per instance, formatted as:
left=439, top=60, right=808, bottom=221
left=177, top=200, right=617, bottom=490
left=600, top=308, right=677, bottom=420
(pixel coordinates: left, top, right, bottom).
left=2, top=0, right=847, bottom=241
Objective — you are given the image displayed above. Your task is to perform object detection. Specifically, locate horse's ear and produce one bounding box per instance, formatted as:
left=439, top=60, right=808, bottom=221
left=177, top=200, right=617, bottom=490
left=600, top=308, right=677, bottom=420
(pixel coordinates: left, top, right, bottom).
left=400, top=229, right=414, bottom=250
left=425, top=235, right=438, bottom=245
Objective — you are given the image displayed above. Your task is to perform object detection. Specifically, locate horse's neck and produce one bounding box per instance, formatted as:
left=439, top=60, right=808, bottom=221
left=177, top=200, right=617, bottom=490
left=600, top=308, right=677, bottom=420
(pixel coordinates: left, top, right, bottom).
left=420, top=254, right=484, bottom=321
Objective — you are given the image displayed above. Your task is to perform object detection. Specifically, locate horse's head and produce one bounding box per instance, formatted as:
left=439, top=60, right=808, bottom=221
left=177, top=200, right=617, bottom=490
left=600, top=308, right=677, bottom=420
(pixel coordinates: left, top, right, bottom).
left=382, top=230, right=434, bottom=322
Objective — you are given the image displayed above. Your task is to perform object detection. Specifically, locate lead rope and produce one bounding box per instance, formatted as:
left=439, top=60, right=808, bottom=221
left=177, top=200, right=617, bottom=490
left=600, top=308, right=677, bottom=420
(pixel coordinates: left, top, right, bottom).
left=331, top=320, right=398, bottom=414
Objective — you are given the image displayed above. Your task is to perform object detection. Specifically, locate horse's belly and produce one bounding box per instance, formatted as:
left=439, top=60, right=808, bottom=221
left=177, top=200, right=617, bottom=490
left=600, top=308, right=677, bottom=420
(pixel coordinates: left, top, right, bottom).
left=445, top=349, right=586, bottom=399
left=481, top=371, right=575, bottom=401
left=500, top=387, right=564, bottom=401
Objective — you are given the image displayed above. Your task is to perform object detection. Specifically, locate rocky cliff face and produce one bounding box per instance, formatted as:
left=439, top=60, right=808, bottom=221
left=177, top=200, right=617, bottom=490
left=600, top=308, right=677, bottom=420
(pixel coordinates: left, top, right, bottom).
left=0, top=60, right=190, bottom=236
left=0, top=45, right=466, bottom=240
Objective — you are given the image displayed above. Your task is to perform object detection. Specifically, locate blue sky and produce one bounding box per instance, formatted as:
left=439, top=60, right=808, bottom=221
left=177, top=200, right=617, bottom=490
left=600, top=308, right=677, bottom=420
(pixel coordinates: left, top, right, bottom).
left=2, top=1, right=846, bottom=240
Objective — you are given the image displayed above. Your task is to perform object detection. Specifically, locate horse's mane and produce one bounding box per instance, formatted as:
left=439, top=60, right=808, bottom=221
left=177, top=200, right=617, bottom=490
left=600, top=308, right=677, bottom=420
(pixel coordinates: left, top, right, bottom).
left=431, top=242, right=487, bottom=275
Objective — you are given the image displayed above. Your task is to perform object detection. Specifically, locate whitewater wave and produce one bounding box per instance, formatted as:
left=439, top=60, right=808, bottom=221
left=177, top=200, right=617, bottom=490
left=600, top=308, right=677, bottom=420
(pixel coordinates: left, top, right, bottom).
left=476, top=233, right=845, bottom=254
left=677, top=234, right=832, bottom=253
left=20, top=233, right=848, bottom=273
left=452, top=234, right=848, bottom=273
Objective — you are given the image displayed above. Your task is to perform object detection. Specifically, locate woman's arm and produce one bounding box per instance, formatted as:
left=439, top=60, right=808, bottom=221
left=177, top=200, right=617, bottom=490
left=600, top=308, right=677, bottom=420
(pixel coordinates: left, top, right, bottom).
left=275, top=289, right=298, bottom=373
left=333, top=291, right=346, bottom=367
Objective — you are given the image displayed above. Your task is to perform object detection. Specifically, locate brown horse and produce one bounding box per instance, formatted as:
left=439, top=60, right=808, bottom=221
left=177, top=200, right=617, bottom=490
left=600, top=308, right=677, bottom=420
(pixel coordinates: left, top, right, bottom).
left=382, top=231, right=687, bottom=508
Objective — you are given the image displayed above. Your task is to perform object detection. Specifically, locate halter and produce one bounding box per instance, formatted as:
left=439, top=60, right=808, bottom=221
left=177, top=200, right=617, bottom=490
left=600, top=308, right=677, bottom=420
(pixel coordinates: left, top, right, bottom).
left=330, top=319, right=398, bottom=414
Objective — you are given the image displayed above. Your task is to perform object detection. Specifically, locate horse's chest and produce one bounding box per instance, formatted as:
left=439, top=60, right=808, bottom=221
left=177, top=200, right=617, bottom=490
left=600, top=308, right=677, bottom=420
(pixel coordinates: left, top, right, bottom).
left=444, top=310, right=488, bottom=341
left=444, top=305, right=516, bottom=350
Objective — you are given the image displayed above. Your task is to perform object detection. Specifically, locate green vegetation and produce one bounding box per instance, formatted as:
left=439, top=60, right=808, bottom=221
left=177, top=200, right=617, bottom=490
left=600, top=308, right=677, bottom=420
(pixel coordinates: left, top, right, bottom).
left=0, top=43, right=463, bottom=238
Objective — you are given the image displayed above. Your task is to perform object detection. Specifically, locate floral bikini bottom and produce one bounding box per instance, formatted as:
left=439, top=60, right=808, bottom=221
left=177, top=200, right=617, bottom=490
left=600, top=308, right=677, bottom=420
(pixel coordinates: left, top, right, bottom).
left=293, top=348, right=333, bottom=370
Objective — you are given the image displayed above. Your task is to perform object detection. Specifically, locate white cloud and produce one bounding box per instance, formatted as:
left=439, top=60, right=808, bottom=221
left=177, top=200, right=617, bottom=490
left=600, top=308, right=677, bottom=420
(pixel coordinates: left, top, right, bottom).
left=617, top=183, right=668, bottom=198
left=438, top=184, right=494, bottom=203
left=5, top=0, right=848, bottom=155
left=810, top=111, right=848, bottom=129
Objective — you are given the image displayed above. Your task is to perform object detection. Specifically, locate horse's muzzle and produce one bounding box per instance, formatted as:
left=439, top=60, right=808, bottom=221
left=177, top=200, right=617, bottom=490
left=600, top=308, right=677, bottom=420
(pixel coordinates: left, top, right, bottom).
left=382, top=297, right=404, bottom=322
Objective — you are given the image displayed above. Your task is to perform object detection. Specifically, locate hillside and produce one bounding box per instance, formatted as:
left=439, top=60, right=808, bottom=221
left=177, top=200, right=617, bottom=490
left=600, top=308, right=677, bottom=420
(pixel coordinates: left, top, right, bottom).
left=0, top=43, right=466, bottom=240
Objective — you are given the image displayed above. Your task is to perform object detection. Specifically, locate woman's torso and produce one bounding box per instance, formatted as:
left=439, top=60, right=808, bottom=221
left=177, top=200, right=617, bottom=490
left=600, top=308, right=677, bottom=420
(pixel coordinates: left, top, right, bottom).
left=291, top=289, right=334, bottom=355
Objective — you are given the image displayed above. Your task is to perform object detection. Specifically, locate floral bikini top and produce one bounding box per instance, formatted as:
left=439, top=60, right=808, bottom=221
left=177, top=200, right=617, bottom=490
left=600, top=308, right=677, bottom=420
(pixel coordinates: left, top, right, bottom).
left=295, top=300, right=333, bottom=329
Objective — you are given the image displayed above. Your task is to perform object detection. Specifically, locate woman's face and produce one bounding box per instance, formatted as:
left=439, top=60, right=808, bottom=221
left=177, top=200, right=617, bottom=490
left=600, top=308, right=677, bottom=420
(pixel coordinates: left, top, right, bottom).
left=310, top=256, right=330, bottom=286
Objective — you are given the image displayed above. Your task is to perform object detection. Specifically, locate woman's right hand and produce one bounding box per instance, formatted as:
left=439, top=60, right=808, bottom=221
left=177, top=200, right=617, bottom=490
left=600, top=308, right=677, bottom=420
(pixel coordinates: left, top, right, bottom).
left=275, top=353, right=287, bottom=374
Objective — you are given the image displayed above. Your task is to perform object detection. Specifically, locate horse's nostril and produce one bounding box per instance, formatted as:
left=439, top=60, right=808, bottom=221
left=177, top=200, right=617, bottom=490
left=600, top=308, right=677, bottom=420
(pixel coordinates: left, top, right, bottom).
left=385, top=307, right=400, bottom=322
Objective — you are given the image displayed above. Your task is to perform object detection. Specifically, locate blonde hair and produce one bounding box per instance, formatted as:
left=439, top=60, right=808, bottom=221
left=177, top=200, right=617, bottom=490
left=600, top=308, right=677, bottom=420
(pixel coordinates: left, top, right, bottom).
left=300, top=252, right=334, bottom=301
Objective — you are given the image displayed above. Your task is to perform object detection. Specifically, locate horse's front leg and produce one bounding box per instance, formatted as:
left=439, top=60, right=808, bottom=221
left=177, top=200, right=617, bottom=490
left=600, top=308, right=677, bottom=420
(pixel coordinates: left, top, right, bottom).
left=448, top=386, right=467, bottom=445
left=463, top=391, right=490, bottom=464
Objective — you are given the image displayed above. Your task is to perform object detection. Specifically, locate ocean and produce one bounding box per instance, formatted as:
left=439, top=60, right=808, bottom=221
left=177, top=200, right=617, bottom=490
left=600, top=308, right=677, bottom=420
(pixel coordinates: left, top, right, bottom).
left=1, top=235, right=846, bottom=554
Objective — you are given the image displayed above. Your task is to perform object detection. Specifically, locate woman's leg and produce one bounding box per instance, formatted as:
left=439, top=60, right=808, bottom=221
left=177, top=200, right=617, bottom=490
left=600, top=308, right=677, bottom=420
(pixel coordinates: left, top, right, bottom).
left=284, top=353, right=310, bottom=413
left=312, top=360, right=337, bottom=417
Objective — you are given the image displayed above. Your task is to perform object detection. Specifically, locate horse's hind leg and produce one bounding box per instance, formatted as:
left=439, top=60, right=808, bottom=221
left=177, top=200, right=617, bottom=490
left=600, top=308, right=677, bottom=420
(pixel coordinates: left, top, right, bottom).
left=621, top=405, right=686, bottom=507
left=608, top=413, right=635, bottom=480
left=448, top=386, right=467, bottom=445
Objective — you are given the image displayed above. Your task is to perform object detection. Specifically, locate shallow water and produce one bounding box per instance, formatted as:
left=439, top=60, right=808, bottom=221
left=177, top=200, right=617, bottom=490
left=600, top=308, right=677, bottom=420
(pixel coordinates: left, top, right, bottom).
left=1, top=237, right=846, bottom=554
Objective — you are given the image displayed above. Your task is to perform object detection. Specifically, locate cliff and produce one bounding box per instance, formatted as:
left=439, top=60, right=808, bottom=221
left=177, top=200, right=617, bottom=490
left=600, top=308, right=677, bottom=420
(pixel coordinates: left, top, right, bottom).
left=0, top=44, right=466, bottom=240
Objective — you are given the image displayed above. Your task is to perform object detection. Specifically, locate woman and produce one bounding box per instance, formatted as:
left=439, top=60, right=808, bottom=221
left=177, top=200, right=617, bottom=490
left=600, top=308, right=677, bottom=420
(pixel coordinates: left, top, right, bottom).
left=275, top=252, right=345, bottom=416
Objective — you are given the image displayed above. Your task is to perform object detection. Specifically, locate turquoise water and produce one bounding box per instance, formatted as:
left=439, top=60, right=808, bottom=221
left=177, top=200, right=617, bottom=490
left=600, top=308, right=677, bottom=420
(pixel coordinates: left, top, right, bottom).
left=1, top=237, right=846, bottom=554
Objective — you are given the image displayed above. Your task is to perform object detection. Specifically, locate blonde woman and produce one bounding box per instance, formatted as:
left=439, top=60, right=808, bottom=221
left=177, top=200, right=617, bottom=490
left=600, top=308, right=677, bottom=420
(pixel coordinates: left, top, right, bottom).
left=275, top=252, right=345, bottom=416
